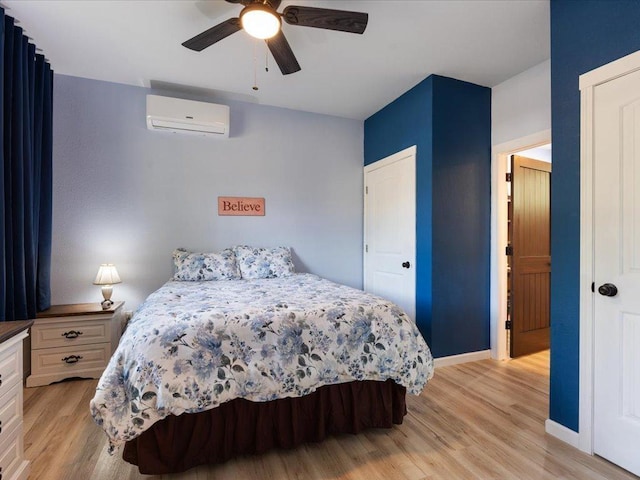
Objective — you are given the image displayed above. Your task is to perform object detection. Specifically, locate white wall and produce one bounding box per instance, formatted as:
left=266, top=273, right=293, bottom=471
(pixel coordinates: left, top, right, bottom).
left=492, top=59, right=551, bottom=146
left=490, top=59, right=551, bottom=360
left=52, top=75, right=364, bottom=311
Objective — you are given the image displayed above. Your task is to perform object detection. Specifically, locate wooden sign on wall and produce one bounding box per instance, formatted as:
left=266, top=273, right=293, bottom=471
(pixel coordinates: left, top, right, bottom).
left=218, top=197, right=265, bottom=216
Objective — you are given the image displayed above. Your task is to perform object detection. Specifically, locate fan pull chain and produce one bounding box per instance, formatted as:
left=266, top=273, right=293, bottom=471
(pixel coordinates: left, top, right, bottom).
left=252, top=39, right=259, bottom=91
left=265, top=42, right=269, bottom=72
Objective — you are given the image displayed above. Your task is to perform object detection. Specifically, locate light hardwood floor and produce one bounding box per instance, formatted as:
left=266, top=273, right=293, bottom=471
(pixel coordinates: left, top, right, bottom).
left=22, top=351, right=638, bottom=479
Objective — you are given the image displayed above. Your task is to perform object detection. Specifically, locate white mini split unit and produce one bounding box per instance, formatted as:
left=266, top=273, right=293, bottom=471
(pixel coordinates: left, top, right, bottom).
left=146, top=95, right=230, bottom=138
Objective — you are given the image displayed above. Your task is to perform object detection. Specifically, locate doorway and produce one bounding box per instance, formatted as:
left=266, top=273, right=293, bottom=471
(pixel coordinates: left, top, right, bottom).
left=490, top=131, right=551, bottom=361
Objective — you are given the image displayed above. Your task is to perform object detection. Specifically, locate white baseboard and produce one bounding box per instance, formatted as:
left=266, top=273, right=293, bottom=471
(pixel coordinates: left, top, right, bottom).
left=545, top=419, right=582, bottom=450
left=434, top=349, right=491, bottom=368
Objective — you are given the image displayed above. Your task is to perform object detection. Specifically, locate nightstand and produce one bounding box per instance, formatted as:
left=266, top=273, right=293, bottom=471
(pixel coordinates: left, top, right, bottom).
left=26, top=302, right=124, bottom=388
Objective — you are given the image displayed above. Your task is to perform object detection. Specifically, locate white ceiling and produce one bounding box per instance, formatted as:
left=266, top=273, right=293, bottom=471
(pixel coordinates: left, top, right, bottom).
left=3, top=0, right=549, bottom=120
left=517, top=144, right=552, bottom=163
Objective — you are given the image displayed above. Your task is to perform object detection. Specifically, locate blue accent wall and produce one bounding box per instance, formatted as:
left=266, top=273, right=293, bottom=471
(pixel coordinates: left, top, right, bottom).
left=431, top=76, right=491, bottom=357
left=364, top=75, right=491, bottom=358
left=550, top=0, right=640, bottom=432
left=364, top=77, right=434, bottom=346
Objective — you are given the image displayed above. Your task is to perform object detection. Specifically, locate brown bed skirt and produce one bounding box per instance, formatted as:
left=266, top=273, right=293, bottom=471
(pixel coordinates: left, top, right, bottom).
left=122, top=379, right=407, bottom=474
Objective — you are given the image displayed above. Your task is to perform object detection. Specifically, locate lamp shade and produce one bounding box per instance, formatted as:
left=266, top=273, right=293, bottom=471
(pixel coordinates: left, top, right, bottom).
left=93, top=264, right=122, bottom=285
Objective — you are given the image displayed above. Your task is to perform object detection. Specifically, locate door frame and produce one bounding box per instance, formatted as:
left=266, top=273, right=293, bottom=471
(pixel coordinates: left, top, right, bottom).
left=578, top=49, right=640, bottom=455
left=491, top=130, right=551, bottom=361
left=363, top=145, right=416, bottom=319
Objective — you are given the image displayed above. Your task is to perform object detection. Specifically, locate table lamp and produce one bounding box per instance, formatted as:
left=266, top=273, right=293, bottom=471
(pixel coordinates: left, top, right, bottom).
left=93, top=264, right=121, bottom=310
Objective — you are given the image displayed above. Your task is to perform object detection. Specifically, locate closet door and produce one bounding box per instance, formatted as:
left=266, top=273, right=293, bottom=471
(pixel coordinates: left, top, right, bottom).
left=364, top=146, right=416, bottom=320
left=592, top=65, right=640, bottom=477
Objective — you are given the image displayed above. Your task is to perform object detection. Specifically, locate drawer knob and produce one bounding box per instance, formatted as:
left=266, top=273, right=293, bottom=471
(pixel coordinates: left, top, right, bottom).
left=0, top=373, right=2, bottom=386
left=0, top=419, right=2, bottom=433
left=62, top=355, right=83, bottom=364
left=61, top=330, right=83, bottom=339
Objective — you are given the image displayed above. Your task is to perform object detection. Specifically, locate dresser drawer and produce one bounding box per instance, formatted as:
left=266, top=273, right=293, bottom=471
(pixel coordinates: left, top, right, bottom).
left=0, top=423, right=25, bottom=480
left=31, top=317, right=111, bottom=350
left=0, top=342, right=21, bottom=396
left=0, top=382, right=22, bottom=447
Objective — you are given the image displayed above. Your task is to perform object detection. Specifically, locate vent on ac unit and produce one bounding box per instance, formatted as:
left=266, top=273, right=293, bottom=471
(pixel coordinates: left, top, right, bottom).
left=146, top=95, right=230, bottom=138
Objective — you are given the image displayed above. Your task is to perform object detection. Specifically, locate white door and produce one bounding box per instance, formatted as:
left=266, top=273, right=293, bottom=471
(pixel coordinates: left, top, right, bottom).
left=593, top=66, right=640, bottom=476
left=363, top=146, right=416, bottom=320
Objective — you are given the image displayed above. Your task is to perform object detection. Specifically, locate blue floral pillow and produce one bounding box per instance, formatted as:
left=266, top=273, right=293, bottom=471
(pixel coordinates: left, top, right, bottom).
left=233, top=245, right=295, bottom=279
left=172, top=248, right=241, bottom=281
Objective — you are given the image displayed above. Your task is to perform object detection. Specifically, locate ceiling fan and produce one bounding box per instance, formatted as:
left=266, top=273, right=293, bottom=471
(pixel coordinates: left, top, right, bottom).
left=182, top=0, right=369, bottom=75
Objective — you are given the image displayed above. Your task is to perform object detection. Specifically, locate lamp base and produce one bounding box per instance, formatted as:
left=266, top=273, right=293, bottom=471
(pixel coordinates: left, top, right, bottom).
left=101, top=299, right=114, bottom=310
left=101, top=284, right=114, bottom=310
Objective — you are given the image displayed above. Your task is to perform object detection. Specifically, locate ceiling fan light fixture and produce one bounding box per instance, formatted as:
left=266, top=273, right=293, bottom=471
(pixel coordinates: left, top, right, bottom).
left=240, top=4, right=281, bottom=40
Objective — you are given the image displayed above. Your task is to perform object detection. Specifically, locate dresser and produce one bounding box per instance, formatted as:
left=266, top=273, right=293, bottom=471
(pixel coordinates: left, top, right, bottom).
left=26, top=302, right=124, bottom=388
left=0, top=320, right=32, bottom=480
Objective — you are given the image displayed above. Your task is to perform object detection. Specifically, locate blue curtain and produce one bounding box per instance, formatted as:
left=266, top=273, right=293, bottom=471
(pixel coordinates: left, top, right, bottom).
left=0, top=8, right=53, bottom=321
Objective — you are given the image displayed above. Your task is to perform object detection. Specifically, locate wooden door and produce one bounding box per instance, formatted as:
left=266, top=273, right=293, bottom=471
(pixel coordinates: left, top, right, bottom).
left=364, top=146, right=416, bottom=320
left=592, top=66, right=640, bottom=476
left=509, top=155, right=551, bottom=357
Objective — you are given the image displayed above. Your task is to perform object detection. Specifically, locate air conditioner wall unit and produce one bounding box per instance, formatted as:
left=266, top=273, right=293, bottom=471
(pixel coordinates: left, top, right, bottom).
left=146, top=95, right=230, bottom=138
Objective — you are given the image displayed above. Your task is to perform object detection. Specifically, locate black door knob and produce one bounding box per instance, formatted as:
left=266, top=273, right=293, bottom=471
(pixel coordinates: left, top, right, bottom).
left=402, top=261, right=410, bottom=269
left=598, top=283, right=618, bottom=297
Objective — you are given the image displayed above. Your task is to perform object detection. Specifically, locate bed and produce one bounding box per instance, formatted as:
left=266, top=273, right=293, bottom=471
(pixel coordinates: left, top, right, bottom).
left=90, top=247, right=434, bottom=474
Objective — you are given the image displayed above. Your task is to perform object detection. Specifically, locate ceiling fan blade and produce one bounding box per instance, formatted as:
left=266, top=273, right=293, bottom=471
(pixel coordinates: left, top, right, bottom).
left=182, top=18, right=242, bottom=52
left=266, top=31, right=301, bottom=75
left=283, top=6, right=368, bottom=34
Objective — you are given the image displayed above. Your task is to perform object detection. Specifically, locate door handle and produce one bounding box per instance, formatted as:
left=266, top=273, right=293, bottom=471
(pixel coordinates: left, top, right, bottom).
left=402, top=261, right=411, bottom=269
left=598, top=283, right=618, bottom=297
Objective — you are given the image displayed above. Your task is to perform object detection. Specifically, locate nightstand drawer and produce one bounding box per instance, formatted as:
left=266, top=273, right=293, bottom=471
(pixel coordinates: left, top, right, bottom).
left=31, top=317, right=111, bottom=350
left=0, top=342, right=21, bottom=397
left=28, top=342, right=111, bottom=387
left=0, top=382, right=22, bottom=447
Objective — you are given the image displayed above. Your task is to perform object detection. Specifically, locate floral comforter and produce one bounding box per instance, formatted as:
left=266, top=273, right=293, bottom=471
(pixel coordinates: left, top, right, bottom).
left=90, top=274, right=434, bottom=450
